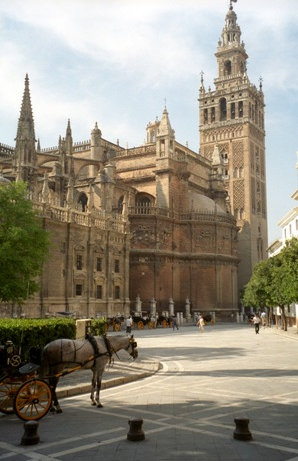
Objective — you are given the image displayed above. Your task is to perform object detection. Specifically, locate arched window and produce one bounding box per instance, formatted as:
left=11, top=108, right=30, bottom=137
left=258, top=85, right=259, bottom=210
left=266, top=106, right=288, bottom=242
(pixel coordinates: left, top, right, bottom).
left=118, top=195, right=124, bottom=214
left=78, top=192, right=88, bottom=212
left=224, top=60, right=232, bottom=75
left=220, top=98, right=227, bottom=121
left=136, top=194, right=152, bottom=214
left=231, top=102, right=235, bottom=119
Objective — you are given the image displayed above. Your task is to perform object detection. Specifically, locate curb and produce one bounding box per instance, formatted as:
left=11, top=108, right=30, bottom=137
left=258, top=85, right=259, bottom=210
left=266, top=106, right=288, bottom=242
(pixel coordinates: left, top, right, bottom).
left=56, top=361, right=162, bottom=399
left=268, top=327, right=298, bottom=341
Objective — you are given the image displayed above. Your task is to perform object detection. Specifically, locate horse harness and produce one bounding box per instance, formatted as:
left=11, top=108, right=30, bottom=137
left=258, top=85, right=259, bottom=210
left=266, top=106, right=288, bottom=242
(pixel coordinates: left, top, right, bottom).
left=50, top=334, right=137, bottom=379
left=86, top=334, right=113, bottom=366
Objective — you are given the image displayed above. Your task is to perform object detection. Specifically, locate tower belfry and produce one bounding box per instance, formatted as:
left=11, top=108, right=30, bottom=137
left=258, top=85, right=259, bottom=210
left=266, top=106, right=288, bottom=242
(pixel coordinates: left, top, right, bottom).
left=199, top=3, right=268, bottom=297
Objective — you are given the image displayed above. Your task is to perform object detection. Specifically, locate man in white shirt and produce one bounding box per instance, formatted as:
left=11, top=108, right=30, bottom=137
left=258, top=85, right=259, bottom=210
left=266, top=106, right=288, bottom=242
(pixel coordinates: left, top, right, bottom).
left=253, top=314, right=261, bottom=334
left=125, top=316, right=132, bottom=334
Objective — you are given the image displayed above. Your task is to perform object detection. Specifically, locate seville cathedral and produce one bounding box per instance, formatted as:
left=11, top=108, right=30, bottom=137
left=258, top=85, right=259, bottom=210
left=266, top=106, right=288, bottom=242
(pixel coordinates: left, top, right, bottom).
left=0, top=2, right=267, bottom=320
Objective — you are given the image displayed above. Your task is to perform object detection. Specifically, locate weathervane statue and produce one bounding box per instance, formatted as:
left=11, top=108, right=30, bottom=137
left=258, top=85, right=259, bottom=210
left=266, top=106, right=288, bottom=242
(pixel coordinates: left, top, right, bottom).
left=229, top=0, right=237, bottom=9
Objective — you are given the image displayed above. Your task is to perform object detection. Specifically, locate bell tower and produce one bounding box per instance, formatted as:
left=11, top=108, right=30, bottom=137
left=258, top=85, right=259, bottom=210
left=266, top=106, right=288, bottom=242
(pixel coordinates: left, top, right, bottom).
left=199, top=2, right=268, bottom=298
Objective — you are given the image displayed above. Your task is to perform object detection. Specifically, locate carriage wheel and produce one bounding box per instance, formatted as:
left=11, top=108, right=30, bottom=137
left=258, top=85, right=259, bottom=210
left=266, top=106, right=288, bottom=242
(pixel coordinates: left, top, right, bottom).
left=137, top=321, right=144, bottom=330
left=162, top=320, right=168, bottom=328
left=13, top=379, right=52, bottom=421
left=148, top=321, right=153, bottom=329
left=113, top=323, right=121, bottom=332
left=0, top=377, right=23, bottom=414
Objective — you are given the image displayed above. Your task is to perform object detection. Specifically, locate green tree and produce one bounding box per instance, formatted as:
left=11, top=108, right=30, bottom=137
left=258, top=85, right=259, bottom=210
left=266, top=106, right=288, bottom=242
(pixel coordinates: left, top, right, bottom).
left=242, top=259, right=275, bottom=325
left=243, top=237, right=298, bottom=331
left=0, top=181, right=49, bottom=305
left=270, top=238, right=298, bottom=331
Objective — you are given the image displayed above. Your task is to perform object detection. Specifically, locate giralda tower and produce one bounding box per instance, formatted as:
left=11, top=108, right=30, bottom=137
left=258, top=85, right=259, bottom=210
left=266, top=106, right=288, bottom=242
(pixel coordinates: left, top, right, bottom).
left=199, top=1, right=268, bottom=298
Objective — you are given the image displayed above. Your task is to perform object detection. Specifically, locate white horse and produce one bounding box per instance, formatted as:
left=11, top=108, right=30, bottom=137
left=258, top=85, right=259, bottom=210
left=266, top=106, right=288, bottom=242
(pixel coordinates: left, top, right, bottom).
left=39, top=334, right=138, bottom=413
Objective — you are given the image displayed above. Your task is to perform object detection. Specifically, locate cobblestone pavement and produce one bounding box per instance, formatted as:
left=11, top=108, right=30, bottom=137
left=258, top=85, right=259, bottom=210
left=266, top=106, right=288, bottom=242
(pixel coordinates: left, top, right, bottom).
left=1, top=324, right=298, bottom=461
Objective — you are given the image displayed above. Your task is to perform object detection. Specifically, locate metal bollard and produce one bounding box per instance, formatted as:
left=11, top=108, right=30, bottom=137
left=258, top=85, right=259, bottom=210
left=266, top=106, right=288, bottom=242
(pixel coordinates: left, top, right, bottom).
left=233, top=417, right=252, bottom=441
left=21, top=420, right=40, bottom=445
left=127, top=418, right=145, bottom=441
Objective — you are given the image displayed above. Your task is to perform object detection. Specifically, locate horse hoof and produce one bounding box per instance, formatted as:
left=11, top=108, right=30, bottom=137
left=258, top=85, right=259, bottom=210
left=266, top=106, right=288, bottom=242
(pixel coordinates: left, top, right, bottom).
left=91, top=402, right=96, bottom=406
left=50, top=407, right=56, bottom=413
left=97, top=403, right=103, bottom=408
left=56, top=408, right=63, bottom=414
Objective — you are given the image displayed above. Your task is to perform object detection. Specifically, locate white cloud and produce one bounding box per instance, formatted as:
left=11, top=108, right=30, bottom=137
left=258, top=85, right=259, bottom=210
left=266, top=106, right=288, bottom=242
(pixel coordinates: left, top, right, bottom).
left=1, top=0, right=298, bottom=243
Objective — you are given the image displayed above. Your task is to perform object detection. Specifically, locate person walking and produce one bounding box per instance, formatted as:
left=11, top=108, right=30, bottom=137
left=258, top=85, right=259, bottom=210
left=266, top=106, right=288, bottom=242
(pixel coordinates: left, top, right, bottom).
left=125, top=316, right=132, bottom=334
left=172, top=316, right=179, bottom=331
left=261, top=311, right=267, bottom=328
left=253, top=313, right=261, bottom=334
left=197, top=315, right=205, bottom=332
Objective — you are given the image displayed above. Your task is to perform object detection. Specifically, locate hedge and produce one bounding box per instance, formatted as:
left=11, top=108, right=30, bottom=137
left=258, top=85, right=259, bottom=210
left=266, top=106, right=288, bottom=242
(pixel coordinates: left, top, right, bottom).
left=89, top=318, right=107, bottom=336
left=0, top=318, right=76, bottom=361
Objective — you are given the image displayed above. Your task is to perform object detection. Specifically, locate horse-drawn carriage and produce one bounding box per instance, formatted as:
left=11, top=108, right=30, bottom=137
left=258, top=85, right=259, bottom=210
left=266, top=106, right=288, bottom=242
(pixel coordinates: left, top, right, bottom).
left=132, top=312, right=152, bottom=329
left=131, top=312, right=174, bottom=329
left=0, top=340, right=52, bottom=421
left=104, top=316, right=124, bottom=332
left=157, top=315, right=173, bottom=328
left=0, top=334, right=138, bottom=421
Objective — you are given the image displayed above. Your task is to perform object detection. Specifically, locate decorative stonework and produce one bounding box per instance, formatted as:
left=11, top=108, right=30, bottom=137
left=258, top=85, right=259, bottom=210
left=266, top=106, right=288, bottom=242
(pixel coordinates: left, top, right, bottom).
left=233, top=180, right=244, bottom=209
left=232, top=140, right=244, bottom=167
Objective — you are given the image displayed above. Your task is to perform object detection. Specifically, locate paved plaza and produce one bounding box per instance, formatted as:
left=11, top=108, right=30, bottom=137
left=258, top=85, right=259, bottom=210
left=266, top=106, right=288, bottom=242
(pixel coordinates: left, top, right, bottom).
left=1, top=324, right=298, bottom=460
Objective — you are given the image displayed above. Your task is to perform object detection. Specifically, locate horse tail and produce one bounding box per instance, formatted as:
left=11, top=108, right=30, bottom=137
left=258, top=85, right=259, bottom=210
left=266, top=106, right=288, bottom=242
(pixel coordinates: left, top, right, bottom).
left=39, top=345, right=50, bottom=379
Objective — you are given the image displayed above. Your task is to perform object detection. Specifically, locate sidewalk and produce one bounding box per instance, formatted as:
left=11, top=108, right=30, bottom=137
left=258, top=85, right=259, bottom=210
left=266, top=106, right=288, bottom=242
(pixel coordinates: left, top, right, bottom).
left=56, top=356, right=161, bottom=399
left=266, top=324, right=298, bottom=340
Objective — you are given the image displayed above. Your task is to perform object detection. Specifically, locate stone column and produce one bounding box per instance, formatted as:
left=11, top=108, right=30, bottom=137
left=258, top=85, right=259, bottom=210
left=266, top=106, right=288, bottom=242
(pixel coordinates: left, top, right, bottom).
left=185, top=298, right=191, bottom=320
left=150, top=297, right=156, bottom=316
left=135, top=295, right=142, bottom=314
left=168, top=298, right=174, bottom=316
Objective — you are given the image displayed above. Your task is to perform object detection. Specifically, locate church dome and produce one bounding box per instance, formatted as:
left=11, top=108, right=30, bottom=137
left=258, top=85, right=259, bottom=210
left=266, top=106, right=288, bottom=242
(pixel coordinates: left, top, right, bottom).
left=190, top=192, right=225, bottom=213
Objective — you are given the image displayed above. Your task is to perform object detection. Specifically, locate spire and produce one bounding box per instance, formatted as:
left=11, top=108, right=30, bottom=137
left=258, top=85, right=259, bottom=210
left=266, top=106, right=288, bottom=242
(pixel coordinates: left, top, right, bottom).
left=66, top=118, right=72, bottom=137
left=16, top=74, right=36, bottom=143
left=14, top=74, right=37, bottom=184
left=65, top=118, right=73, bottom=155
left=215, top=2, right=248, bottom=84
left=91, top=121, right=101, bottom=136
left=199, top=70, right=205, bottom=94
left=221, top=3, right=241, bottom=47
left=158, top=106, right=175, bottom=138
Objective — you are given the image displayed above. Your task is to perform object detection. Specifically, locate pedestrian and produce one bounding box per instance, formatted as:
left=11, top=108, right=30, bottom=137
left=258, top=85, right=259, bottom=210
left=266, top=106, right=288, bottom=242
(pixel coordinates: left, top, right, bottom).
left=172, top=316, right=179, bottom=331
left=252, top=313, right=261, bottom=334
left=197, top=315, right=205, bottom=332
left=261, top=311, right=267, bottom=328
left=125, top=316, right=132, bottom=334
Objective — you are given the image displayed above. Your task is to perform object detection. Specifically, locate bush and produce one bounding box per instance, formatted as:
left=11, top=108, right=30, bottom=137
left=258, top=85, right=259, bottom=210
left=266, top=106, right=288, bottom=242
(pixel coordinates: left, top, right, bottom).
left=89, top=318, right=107, bottom=336
left=0, top=318, right=76, bottom=361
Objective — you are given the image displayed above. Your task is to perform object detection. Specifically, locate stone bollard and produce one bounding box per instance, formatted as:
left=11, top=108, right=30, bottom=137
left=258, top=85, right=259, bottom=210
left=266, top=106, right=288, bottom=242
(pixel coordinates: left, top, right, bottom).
left=233, top=417, right=252, bottom=441
left=127, top=418, right=145, bottom=441
left=21, top=420, right=40, bottom=445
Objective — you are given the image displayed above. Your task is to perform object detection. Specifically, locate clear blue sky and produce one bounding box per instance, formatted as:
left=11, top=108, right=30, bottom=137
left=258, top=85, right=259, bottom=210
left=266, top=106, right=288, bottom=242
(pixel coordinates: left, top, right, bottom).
left=0, top=0, right=297, bottom=244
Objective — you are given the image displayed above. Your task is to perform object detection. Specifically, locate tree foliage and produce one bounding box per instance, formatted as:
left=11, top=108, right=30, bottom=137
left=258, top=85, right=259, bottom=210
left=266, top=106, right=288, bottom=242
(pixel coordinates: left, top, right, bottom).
left=0, top=181, right=49, bottom=304
left=242, top=237, right=298, bottom=330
